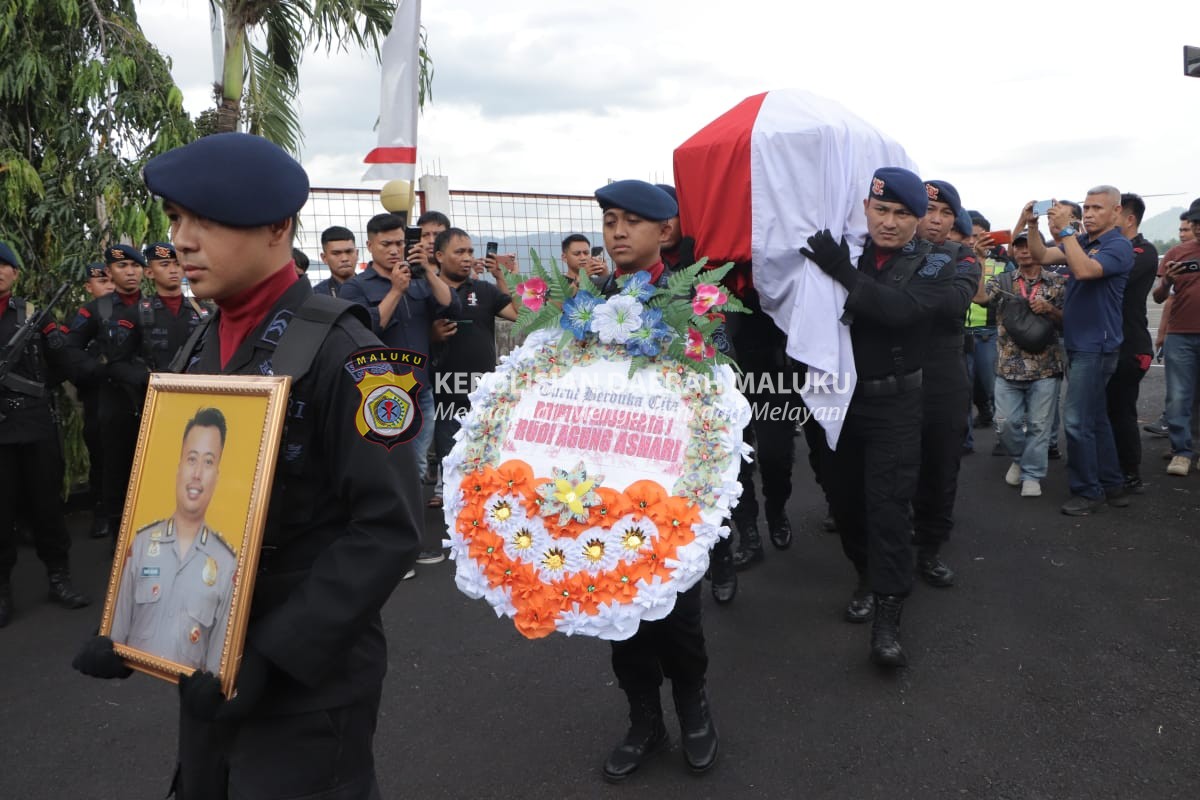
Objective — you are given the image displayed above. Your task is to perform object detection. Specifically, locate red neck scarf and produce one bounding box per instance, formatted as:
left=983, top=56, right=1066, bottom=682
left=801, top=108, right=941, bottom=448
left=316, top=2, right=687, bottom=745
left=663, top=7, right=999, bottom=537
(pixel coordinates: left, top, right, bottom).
left=116, top=290, right=140, bottom=306
left=0, top=293, right=10, bottom=317
left=216, top=262, right=298, bottom=368
left=159, top=294, right=184, bottom=315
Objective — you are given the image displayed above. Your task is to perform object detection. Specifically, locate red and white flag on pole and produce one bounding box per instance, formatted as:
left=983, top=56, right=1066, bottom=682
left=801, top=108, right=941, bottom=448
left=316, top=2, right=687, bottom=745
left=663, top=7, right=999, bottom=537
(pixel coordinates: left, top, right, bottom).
left=362, top=0, right=421, bottom=181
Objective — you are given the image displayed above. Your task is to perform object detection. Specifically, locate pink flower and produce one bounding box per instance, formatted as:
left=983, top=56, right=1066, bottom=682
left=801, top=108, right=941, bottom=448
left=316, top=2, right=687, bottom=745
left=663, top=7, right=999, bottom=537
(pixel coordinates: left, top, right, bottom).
left=517, top=278, right=548, bottom=311
left=691, top=284, right=728, bottom=315
left=684, top=327, right=715, bottom=361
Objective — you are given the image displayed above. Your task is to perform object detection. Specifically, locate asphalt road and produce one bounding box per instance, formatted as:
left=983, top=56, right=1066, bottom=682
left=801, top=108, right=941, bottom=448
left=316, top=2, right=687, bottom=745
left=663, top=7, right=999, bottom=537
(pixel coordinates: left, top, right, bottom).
left=2, top=366, right=1198, bottom=800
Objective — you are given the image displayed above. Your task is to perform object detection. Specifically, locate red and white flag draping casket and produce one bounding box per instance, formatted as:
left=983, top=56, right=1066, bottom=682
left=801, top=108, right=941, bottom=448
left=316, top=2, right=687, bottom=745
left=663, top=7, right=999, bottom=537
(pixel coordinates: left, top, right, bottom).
left=673, top=89, right=917, bottom=447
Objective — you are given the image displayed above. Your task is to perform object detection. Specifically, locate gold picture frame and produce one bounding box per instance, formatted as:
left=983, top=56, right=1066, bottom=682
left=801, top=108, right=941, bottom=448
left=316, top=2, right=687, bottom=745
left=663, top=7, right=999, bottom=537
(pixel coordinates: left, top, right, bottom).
left=98, top=373, right=290, bottom=697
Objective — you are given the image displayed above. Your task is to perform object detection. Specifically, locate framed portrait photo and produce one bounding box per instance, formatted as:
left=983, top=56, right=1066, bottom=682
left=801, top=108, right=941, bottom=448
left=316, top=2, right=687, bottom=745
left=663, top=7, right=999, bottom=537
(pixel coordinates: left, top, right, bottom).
left=99, top=373, right=290, bottom=696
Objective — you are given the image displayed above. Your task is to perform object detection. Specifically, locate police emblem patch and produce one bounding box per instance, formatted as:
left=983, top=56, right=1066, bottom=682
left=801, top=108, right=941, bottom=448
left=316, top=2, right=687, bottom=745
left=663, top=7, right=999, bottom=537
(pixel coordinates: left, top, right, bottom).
left=346, top=348, right=426, bottom=448
left=871, top=177, right=885, bottom=196
left=926, top=183, right=939, bottom=200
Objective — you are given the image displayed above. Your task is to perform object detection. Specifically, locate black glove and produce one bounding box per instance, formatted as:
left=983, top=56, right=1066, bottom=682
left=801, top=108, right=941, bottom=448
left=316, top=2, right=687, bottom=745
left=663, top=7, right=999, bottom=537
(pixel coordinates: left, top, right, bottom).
left=799, top=230, right=856, bottom=287
left=72, top=635, right=133, bottom=680
left=179, top=647, right=272, bottom=722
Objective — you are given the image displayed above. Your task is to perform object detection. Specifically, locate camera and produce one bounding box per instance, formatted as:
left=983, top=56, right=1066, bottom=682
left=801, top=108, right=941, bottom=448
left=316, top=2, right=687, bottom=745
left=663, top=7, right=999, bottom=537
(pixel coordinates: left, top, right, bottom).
left=1179, top=260, right=1200, bottom=273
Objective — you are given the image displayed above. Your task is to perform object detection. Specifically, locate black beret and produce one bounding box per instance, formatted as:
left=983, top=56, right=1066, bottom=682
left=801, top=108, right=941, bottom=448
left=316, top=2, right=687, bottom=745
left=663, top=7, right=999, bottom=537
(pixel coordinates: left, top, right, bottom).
left=596, top=180, right=678, bottom=221
left=924, top=180, right=963, bottom=220
left=143, top=132, right=310, bottom=228
left=85, top=261, right=106, bottom=279
left=0, top=241, right=20, bottom=269
left=954, top=208, right=973, bottom=237
left=868, top=167, right=927, bottom=217
left=143, top=242, right=176, bottom=261
left=105, top=243, right=147, bottom=267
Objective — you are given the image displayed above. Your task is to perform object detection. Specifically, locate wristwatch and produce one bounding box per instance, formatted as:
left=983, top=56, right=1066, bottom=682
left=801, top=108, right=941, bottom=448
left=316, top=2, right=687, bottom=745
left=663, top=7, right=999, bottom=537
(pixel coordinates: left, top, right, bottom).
left=1058, top=224, right=1077, bottom=239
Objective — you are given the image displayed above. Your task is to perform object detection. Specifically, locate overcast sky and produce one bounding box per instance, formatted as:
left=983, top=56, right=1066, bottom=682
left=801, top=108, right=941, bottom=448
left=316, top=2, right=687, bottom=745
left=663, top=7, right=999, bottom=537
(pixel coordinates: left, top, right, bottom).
left=136, top=0, right=1200, bottom=230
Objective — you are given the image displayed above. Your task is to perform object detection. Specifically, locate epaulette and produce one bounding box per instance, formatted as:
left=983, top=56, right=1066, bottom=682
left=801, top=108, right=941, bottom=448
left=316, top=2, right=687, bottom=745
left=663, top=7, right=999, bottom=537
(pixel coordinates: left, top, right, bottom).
left=202, top=527, right=237, bottom=555
left=136, top=518, right=167, bottom=535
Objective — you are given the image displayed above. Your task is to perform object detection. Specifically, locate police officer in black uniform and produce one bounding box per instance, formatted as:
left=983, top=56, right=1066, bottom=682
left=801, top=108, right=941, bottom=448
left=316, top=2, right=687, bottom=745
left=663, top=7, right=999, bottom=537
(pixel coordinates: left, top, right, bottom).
left=62, top=244, right=147, bottom=547
left=800, top=167, right=953, bottom=668
left=135, top=242, right=210, bottom=377
left=79, top=260, right=114, bottom=538
left=595, top=180, right=719, bottom=782
left=911, top=180, right=982, bottom=588
left=73, top=133, right=422, bottom=799
left=0, top=241, right=91, bottom=627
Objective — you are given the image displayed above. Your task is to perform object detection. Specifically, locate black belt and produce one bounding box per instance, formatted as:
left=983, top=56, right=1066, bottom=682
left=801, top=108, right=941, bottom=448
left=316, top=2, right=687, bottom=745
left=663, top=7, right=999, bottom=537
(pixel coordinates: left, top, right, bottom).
left=857, top=369, right=922, bottom=397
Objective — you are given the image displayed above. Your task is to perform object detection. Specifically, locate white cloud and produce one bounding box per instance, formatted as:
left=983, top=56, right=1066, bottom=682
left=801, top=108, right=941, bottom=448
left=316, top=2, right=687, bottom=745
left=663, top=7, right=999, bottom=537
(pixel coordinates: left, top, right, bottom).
left=136, top=0, right=1200, bottom=230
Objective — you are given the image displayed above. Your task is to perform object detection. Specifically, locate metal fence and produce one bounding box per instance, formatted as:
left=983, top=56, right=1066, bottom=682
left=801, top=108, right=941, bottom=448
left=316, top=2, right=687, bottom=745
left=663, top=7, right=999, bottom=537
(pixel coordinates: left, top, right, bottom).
left=297, top=186, right=604, bottom=285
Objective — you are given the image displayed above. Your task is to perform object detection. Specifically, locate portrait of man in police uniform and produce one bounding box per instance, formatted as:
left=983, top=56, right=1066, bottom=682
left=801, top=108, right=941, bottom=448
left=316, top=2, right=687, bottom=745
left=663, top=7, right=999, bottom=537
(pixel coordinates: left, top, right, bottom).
left=109, top=407, right=236, bottom=674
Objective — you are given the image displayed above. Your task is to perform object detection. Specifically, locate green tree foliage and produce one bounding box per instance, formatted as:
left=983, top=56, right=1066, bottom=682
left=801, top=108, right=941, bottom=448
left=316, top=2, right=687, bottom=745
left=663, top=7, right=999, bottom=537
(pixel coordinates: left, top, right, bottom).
left=0, top=0, right=194, bottom=303
left=212, top=0, right=432, bottom=154
left=1, top=0, right=194, bottom=493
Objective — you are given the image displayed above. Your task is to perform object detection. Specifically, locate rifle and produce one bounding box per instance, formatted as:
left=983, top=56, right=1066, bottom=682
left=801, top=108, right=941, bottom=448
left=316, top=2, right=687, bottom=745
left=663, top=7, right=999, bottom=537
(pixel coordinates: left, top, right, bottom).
left=0, top=280, right=75, bottom=421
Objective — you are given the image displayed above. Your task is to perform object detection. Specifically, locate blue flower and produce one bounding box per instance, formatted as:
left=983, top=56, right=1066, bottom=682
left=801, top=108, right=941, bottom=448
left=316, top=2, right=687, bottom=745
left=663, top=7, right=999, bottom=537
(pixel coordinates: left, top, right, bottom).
left=561, top=292, right=601, bottom=340
left=624, top=307, right=673, bottom=357
left=618, top=270, right=657, bottom=303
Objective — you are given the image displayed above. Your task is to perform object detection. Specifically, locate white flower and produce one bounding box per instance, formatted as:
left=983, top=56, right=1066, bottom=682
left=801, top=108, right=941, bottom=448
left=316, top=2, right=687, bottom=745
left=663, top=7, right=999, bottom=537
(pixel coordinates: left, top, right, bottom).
left=443, top=530, right=470, bottom=561
left=611, top=515, right=658, bottom=563
left=454, top=560, right=491, bottom=600
left=594, top=600, right=641, bottom=641
left=482, top=493, right=527, bottom=535
left=589, top=295, right=644, bottom=344
left=557, top=604, right=592, bottom=636
left=501, top=517, right=551, bottom=564
left=575, top=526, right=621, bottom=574
left=533, top=540, right=584, bottom=581
left=632, top=576, right=678, bottom=616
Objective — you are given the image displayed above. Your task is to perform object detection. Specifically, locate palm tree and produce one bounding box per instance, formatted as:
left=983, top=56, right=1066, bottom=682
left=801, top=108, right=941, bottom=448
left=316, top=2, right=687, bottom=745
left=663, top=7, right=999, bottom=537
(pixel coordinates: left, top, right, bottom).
left=207, top=0, right=432, bottom=153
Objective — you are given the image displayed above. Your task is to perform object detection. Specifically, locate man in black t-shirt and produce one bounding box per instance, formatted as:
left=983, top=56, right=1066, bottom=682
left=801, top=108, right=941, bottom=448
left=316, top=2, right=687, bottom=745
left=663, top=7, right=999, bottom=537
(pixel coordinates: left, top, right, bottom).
left=1107, top=193, right=1158, bottom=492
left=430, top=228, right=516, bottom=505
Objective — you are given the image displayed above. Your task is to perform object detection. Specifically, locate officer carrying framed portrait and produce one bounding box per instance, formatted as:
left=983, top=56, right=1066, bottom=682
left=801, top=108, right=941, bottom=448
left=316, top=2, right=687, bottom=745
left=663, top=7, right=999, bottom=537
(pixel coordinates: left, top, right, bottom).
left=98, top=373, right=289, bottom=696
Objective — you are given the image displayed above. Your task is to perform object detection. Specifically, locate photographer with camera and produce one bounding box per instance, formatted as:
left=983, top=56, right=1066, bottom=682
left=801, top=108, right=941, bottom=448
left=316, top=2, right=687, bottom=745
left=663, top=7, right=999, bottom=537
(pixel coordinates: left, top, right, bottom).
left=340, top=213, right=458, bottom=493
left=1024, top=187, right=1134, bottom=516
left=1153, top=197, right=1200, bottom=477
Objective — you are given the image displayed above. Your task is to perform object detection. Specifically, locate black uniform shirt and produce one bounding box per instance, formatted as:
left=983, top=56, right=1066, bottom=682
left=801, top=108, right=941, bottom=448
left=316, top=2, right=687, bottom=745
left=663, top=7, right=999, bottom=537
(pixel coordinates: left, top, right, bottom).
left=182, top=278, right=421, bottom=714
left=844, top=239, right=952, bottom=381
left=0, top=296, right=56, bottom=444
left=433, top=279, right=511, bottom=412
left=136, top=293, right=209, bottom=374
left=1121, top=233, right=1158, bottom=358
left=62, top=293, right=144, bottom=403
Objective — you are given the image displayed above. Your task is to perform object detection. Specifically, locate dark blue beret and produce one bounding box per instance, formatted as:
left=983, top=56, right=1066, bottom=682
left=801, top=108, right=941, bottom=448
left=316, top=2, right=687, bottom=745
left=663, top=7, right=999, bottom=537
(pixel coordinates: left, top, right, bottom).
left=924, top=180, right=963, bottom=220
left=143, top=132, right=310, bottom=228
left=143, top=242, right=176, bottom=261
left=0, top=241, right=20, bottom=269
left=868, top=167, right=927, bottom=217
left=655, top=183, right=678, bottom=203
left=596, top=180, right=678, bottom=221
left=954, top=208, right=973, bottom=237
left=85, top=261, right=106, bottom=279
left=105, top=243, right=147, bottom=267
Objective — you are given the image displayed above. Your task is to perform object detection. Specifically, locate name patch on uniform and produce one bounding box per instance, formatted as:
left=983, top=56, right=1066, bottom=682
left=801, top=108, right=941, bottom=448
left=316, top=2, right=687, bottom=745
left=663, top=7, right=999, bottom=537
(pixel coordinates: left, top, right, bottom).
left=141, top=567, right=160, bottom=577
left=346, top=348, right=424, bottom=449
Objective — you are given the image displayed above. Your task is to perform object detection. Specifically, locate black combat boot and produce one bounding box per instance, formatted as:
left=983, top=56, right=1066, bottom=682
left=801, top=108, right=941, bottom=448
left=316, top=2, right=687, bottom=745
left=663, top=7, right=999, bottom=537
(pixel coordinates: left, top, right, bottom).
left=870, top=594, right=907, bottom=668
left=731, top=520, right=763, bottom=570
left=47, top=569, right=91, bottom=610
left=765, top=507, right=792, bottom=550
left=821, top=504, right=838, bottom=533
left=89, top=511, right=109, bottom=540
left=709, top=538, right=737, bottom=605
left=0, top=581, right=12, bottom=628
left=603, top=690, right=668, bottom=783
left=672, top=683, right=718, bottom=773
left=916, top=548, right=956, bottom=588
left=844, top=576, right=874, bottom=623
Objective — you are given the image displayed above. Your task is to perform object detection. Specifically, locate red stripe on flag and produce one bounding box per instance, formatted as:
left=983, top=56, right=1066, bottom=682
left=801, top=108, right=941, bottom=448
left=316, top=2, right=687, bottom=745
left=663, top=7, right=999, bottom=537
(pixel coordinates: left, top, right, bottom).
left=673, top=92, right=767, bottom=267
left=364, top=147, right=417, bottom=164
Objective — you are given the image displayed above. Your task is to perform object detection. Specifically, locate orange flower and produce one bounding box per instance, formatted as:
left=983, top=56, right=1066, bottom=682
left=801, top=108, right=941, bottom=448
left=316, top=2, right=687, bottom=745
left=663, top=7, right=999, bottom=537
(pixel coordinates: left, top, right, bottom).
left=514, top=607, right=558, bottom=639
left=624, top=480, right=668, bottom=512
left=647, top=496, right=700, bottom=541
left=590, top=487, right=634, bottom=523
left=468, top=530, right=506, bottom=564
left=495, top=459, right=536, bottom=495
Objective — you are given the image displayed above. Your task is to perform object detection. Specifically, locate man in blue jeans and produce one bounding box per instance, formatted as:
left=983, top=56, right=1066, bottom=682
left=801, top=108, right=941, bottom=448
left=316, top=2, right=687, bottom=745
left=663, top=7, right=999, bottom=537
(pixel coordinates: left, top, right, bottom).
left=1153, top=199, right=1200, bottom=477
left=1024, top=187, right=1134, bottom=515
left=975, top=233, right=1065, bottom=497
